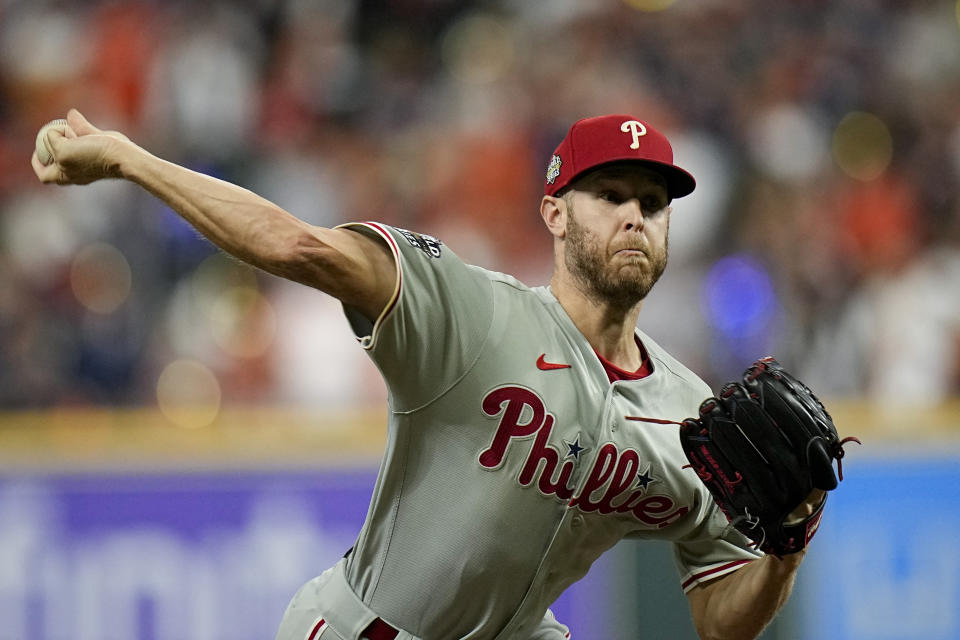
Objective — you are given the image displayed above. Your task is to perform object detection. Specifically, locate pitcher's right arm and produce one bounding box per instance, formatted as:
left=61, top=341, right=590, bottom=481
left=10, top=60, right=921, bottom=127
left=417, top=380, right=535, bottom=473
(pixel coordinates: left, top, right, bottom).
left=32, top=109, right=396, bottom=322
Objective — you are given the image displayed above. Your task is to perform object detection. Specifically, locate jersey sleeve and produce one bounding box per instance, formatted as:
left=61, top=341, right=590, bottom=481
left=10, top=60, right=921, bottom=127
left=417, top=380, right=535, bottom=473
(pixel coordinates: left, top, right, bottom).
left=672, top=499, right=763, bottom=593
left=336, top=222, right=494, bottom=412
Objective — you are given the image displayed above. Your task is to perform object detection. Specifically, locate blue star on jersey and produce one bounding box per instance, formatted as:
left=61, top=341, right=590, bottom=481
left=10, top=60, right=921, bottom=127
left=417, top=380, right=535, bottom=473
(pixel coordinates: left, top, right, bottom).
left=635, top=467, right=656, bottom=490
left=563, top=435, right=588, bottom=460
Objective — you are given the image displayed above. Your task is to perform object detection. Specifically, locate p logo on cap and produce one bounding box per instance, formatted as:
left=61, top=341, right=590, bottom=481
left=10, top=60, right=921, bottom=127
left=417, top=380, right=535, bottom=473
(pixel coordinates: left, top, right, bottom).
left=543, top=114, right=696, bottom=200
left=620, top=120, right=647, bottom=149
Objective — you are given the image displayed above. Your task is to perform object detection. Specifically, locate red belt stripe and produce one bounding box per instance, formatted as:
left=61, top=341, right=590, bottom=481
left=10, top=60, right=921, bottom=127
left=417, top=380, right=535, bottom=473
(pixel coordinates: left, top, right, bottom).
left=306, top=618, right=399, bottom=640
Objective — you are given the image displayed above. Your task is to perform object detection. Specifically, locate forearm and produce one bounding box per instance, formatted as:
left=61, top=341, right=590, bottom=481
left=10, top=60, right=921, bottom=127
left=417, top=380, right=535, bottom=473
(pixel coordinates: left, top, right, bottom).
left=692, top=552, right=803, bottom=640
left=35, top=109, right=398, bottom=320
left=117, top=141, right=321, bottom=280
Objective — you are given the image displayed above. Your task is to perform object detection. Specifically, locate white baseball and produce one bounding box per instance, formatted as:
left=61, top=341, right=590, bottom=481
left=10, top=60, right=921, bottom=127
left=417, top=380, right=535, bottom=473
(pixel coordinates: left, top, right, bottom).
left=35, top=118, right=68, bottom=165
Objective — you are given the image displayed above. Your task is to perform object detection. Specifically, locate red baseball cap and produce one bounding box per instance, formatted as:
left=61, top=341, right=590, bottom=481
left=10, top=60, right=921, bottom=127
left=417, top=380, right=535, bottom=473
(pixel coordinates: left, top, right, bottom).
left=544, top=114, right=696, bottom=200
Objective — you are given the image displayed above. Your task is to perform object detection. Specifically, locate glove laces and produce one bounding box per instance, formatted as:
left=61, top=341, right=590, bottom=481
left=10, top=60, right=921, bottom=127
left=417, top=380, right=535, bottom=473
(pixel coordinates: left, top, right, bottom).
left=833, top=436, right=862, bottom=481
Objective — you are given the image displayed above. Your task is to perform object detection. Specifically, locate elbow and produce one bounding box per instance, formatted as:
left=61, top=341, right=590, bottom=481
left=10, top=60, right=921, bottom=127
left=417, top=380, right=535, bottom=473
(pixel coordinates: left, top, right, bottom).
left=264, top=225, right=347, bottom=287
left=231, top=216, right=329, bottom=281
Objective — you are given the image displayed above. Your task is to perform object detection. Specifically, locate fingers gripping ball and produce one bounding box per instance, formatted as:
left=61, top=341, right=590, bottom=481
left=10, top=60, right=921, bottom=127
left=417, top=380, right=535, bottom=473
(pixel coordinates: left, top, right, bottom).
left=35, top=119, right=68, bottom=165
left=679, top=357, right=861, bottom=557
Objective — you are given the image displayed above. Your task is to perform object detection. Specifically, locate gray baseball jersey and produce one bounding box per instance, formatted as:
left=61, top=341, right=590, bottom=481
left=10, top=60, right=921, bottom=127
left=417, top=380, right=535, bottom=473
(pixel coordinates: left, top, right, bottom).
left=278, top=222, right=761, bottom=640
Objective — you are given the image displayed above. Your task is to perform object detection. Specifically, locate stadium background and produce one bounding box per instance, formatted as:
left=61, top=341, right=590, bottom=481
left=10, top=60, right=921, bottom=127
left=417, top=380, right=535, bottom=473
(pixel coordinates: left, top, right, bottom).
left=1, top=0, right=959, bottom=638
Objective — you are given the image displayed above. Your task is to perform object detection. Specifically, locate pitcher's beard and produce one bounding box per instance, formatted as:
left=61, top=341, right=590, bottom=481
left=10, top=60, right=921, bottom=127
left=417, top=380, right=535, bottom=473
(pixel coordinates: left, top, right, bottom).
left=564, top=210, right=668, bottom=310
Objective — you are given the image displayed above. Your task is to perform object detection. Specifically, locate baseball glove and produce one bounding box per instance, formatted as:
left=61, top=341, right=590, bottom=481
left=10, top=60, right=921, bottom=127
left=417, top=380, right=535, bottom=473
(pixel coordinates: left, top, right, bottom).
left=679, top=357, right=860, bottom=557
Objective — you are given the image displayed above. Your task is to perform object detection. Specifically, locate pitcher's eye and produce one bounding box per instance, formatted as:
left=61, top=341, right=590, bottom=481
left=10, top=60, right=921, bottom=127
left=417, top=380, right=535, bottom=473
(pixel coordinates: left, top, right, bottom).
left=643, top=197, right=666, bottom=213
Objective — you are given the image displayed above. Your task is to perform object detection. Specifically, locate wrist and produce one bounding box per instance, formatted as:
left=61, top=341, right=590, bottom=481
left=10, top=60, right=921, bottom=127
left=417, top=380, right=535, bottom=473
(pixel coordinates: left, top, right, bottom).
left=113, top=139, right=148, bottom=182
left=768, top=548, right=806, bottom=569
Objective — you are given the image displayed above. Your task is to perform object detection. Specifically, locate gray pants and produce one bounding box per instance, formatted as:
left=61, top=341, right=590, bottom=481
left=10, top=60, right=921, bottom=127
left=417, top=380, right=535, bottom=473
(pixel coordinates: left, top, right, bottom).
left=274, top=560, right=570, bottom=640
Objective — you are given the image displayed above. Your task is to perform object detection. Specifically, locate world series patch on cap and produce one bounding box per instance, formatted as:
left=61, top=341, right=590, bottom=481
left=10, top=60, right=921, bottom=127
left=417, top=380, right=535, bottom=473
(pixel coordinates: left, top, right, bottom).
left=544, top=114, right=696, bottom=200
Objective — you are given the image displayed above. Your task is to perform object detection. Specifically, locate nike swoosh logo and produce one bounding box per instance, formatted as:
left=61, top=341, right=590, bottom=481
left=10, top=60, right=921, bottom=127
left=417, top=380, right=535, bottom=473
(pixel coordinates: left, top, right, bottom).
left=537, top=354, right=571, bottom=370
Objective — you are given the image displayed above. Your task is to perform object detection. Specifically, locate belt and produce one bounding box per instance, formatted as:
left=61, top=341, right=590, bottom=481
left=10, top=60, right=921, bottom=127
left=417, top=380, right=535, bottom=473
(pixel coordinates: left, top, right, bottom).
left=362, top=618, right=399, bottom=640
left=311, top=558, right=412, bottom=639
left=311, top=617, right=398, bottom=640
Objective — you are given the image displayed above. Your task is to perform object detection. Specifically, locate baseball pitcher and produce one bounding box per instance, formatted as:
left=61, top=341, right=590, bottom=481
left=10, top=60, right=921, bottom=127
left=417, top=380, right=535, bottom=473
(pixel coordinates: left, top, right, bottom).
left=33, top=111, right=856, bottom=639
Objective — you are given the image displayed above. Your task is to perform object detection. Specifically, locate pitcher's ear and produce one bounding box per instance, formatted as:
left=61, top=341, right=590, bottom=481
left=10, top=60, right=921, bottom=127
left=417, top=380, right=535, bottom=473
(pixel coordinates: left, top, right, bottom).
left=541, top=194, right=567, bottom=239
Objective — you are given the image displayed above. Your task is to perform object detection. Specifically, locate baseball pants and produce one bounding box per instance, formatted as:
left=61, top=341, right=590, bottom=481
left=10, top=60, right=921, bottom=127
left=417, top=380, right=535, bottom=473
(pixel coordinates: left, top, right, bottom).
left=274, top=560, right=571, bottom=640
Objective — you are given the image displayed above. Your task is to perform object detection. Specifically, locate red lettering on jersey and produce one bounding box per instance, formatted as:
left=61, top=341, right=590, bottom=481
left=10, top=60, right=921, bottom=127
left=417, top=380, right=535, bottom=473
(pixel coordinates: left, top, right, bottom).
left=518, top=415, right=575, bottom=500
left=568, top=444, right=618, bottom=512
left=597, top=449, right=641, bottom=514
left=478, top=386, right=689, bottom=528
left=479, top=386, right=547, bottom=469
left=630, top=495, right=688, bottom=527
left=480, top=386, right=576, bottom=498
left=570, top=442, right=688, bottom=528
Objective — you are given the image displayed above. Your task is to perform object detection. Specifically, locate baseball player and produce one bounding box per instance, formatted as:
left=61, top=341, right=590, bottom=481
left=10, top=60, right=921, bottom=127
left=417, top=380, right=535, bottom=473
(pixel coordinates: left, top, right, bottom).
left=33, top=111, right=826, bottom=639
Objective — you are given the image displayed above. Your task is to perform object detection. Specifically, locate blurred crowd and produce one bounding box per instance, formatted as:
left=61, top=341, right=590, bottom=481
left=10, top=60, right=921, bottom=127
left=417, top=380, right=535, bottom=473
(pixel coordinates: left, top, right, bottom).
left=1, top=0, right=959, bottom=415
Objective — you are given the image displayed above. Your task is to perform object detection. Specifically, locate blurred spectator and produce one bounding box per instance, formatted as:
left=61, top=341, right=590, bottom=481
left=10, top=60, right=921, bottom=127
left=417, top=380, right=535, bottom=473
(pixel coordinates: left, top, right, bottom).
left=1, top=0, right=959, bottom=411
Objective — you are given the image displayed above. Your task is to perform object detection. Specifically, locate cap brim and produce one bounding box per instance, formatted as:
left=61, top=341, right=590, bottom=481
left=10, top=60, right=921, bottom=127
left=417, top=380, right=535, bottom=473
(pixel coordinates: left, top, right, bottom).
left=642, top=161, right=696, bottom=200
left=580, top=159, right=696, bottom=200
